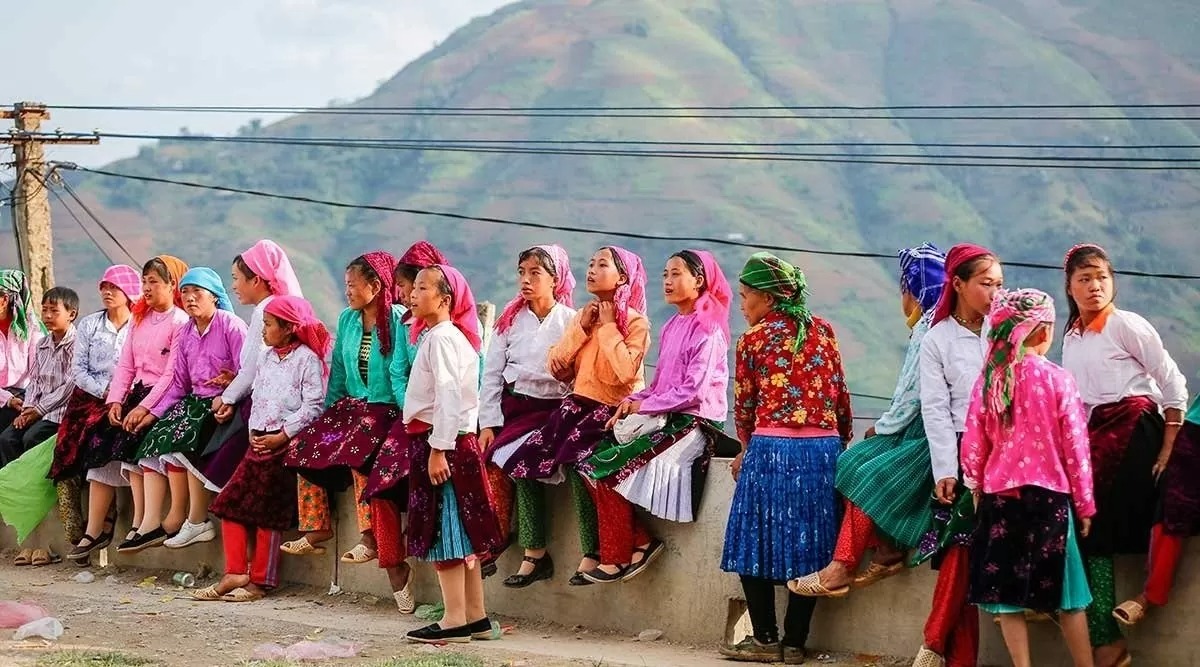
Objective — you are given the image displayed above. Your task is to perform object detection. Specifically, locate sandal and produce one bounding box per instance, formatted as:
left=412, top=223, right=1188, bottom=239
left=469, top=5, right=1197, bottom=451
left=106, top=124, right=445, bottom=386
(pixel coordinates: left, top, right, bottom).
left=30, top=548, right=61, bottom=567
left=787, top=572, right=850, bottom=598
left=853, top=560, right=904, bottom=588
left=1113, top=600, right=1147, bottom=627
left=13, top=548, right=32, bottom=566
left=279, top=536, right=327, bottom=556
left=191, top=584, right=226, bottom=601
left=339, top=543, right=377, bottom=564
left=221, top=587, right=264, bottom=602
left=621, top=539, right=665, bottom=582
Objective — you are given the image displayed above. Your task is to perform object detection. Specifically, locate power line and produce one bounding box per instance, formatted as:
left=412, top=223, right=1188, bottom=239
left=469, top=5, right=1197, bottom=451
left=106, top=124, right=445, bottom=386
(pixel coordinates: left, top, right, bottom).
left=58, top=164, right=1200, bottom=281
left=48, top=185, right=118, bottom=265
left=55, top=176, right=141, bottom=266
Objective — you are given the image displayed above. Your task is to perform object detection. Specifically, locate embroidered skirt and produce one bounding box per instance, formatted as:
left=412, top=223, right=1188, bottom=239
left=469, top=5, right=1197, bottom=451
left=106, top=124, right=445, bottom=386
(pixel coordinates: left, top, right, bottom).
left=836, top=415, right=935, bottom=550
left=82, top=383, right=153, bottom=469
left=360, top=424, right=410, bottom=504
left=406, top=430, right=502, bottom=560
left=968, top=487, right=1091, bottom=613
left=720, top=434, right=841, bottom=581
left=486, top=388, right=561, bottom=469
left=584, top=413, right=718, bottom=522
left=175, top=402, right=252, bottom=492
left=502, top=394, right=616, bottom=481
left=48, top=388, right=109, bottom=481
left=1086, top=396, right=1163, bottom=556
left=1159, top=420, right=1200, bottom=537
left=284, top=397, right=398, bottom=491
left=209, top=431, right=298, bottom=531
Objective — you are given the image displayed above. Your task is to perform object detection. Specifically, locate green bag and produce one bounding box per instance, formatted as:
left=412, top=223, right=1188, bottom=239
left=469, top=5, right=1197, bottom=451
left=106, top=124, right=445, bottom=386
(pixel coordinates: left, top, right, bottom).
left=0, top=435, right=57, bottom=543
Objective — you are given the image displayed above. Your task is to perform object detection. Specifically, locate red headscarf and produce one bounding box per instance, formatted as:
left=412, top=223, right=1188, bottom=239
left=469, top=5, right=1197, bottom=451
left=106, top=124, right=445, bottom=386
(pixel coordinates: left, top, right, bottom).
left=265, top=295, right=333, bottom=378
left=397, top=241, right=449, bottom=323
left=687, top=250, right=732, bottom=342
left=495, top=244, right=576, bottom=334
left=356, top=251, right=399, bottom=356
left=408, top=265, right=482, bottom=352
left=931, top=243, right=994, bottom=325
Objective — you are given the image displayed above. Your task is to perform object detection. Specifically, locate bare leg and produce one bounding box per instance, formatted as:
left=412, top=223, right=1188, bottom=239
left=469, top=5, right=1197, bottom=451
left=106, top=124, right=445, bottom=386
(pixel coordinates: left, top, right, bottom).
left=360, top=530, right=377, bottom=551
left=576, top=555, right=598, bottom=573
left=185, top=473, right=210, bottom=524
left=139, top=471, right=167, bottom=533
left=813, top=562, right=854, bottom=590
left=436, top=563, right=468, bottom=629
left=465, top=562, right=487, bottom=622
left=164, top=467, right=189, bottom=533
left=128, top=473, right=144, bottom=532
left=82, top=482, right=116, bottom=542
left=997, top=613, right=1032, bottom=667
left=1059, top=611, right=1095, bottom=667
left=386, top=562, right=412, bottom=593
left=517, top=547, right=547, bottom=576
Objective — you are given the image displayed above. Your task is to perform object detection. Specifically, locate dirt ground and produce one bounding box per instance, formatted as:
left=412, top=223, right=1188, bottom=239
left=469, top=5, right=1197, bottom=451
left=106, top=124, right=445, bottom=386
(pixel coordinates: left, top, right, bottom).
left=0, top=560, right=905, bottom=667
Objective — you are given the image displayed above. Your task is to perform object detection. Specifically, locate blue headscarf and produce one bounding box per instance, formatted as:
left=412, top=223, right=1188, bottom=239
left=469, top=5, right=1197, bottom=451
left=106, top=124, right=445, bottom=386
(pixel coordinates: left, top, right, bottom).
left=179, top=267, right=234, bottom=312
left=898, top=243, right=946, bottom=313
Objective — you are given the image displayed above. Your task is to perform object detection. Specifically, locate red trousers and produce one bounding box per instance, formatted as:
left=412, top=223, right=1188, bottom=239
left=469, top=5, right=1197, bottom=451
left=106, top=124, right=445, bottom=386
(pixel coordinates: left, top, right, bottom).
left=370, top=497, right=408, bottom=569
left=1145, top=523, right=1185, bottom=606
left=222, top=520, right=282, bottom=588
left=586, top=481, right=652, bottom=565
left=484, top=463, right=514, bottom=546
left=922, top=545, right=978, bottom=667
left=833, top=501, right=879, bottom=569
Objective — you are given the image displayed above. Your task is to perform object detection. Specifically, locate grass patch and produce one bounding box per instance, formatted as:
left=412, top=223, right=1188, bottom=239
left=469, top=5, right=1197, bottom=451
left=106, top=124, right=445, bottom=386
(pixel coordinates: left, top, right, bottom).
left=37, top=652, right=158, bottom=667
left=374, top=655, right=485, bottom=667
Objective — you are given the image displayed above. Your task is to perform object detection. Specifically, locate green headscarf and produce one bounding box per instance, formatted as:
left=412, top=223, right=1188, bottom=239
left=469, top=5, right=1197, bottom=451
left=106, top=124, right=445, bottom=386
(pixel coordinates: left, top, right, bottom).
left=739, top=252, right=813, bottom=349
left=0, top=269, right=37, bottom=342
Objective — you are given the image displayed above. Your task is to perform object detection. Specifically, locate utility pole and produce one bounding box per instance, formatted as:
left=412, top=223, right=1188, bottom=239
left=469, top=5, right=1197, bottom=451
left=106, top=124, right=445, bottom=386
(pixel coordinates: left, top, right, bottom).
left=2, top=101, right=99, bottom=303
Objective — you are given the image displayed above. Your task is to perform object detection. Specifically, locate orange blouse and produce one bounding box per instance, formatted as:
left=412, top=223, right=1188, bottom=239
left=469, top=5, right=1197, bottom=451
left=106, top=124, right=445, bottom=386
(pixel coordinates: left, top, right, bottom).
left=547, top=309, right=649, bottom=406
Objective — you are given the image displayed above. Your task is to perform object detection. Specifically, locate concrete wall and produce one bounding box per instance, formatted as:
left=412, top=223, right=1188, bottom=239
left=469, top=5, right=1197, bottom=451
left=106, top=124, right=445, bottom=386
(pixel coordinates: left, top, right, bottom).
left=6, top=465, right=1200, bottom=666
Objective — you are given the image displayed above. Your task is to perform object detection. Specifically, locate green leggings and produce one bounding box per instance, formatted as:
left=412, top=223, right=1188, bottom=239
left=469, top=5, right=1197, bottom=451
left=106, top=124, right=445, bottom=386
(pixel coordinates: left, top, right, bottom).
left=1085, top=555, right=1123, bottom=647
left=514, top=472, right=599, bottom=556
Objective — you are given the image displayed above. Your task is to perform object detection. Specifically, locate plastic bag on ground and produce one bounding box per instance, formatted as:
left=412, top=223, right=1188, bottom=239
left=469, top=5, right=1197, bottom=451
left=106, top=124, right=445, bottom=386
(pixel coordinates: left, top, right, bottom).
left=13, top=616, right=64, bottom=640
left=252, top=639, right=360, bottom=661
left=0, top=601, right=48, bottom=629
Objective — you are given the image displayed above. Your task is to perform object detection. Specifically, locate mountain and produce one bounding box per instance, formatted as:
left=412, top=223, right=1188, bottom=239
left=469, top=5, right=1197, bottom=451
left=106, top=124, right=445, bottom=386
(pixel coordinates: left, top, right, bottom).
left=33, top=0, right=1200, bottom=402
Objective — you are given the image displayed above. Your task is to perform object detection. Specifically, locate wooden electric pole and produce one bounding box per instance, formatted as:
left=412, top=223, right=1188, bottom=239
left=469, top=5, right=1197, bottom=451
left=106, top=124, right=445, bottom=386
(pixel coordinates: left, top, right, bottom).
left=2, top=101, right=99, bottom=303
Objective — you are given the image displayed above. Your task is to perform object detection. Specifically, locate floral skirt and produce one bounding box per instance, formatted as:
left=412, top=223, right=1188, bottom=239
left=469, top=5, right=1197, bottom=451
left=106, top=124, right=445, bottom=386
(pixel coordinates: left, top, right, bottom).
left=406, top=430, right=502, bottom=560
left=48, top=388, right=109, bottom=481
left=284, top=397, right=398, bottom=491
left=502, top=394, right=615, bottom=481
left=1158, top=420, right=1200, bottom=537
left=486, top=388, right=561, bottom=467
left=82, top=383, right=153, bottom=469
left=1086, top=397, right=1163, bottom=556
left=360, top=422, right=410, bottom=504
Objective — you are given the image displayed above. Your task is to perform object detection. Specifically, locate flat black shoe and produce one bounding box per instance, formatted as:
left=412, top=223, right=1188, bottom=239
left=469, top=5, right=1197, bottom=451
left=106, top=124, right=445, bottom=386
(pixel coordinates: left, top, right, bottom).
left=503, top=554, right=554, bottom=588
left=116, top=527, right=169, bottom=553
left=568, top=571, right=594, bottom=586
left=581, top=565, right=627, bottom=584
left=480, top=559, right=498, bottom=579
left=467, top=617, right=497, bottom=640
left=66, top=532, right=111, bottom=561
left=406, top=622, right=472, bottom=644
left=622, top=538, right=665, bottom=582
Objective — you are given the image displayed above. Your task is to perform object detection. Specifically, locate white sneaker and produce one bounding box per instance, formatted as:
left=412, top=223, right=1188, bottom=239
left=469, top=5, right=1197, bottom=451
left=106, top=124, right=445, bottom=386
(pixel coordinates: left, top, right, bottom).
left=165, top=520, right=216, bottom=549
left=394, top=583, right=415, bottom=614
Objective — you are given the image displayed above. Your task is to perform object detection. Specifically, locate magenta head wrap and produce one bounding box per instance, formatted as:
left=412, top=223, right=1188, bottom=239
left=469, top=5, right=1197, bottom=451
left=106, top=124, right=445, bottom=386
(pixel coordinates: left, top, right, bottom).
left=100, top=264, right=142, bottom=303
left=604, top=246, right=647, bottom=337
left=684, top=250, right=732, bottom=341
left=398, top=241, right=448, bottom=270
left=981, top=288, right=1056, bottom=427
left=931, top=243, right=995, bottom=325
left=352, top=251, right=398, bottom=356
left=408, top=265, right=482, bottom=352
left=240, top=239, right=303, bottom=297
left=265, top=295, right=333, bottom=378
left=495, top=244, right=576, bottom=334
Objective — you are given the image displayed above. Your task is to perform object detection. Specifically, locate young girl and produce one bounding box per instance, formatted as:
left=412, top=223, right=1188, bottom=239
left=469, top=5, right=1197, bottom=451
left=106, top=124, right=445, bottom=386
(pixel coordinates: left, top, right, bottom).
left=51, top=265, right=140, bottom=558
left=584, top=249, right=730, bottom=583
left=91, top=255, right=190, bottom=553
left=404, top=264, right=501, bottom=644
left=502, top=246, right=648, bottom=586
left=962, top=289, right=1095, bottom=667
left=1060, top=244, right=1187, bottom=667
left=0, top=269, right=44, bottom=433
left=283, top=251, right=403, bottom=563
left=133, top=268, right=248, bottom=550
left=197, top=295, right=329, bottom=602
left=720, top=252, right=853, bottom=665
left=477, top=245, right=576, bottom=588
left=911, top=243, right=1003, bottom=667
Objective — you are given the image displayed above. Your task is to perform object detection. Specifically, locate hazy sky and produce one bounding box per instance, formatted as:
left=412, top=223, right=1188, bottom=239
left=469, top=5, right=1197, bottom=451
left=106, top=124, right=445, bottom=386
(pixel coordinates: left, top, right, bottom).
left=2, top=0, right=510, bottom=167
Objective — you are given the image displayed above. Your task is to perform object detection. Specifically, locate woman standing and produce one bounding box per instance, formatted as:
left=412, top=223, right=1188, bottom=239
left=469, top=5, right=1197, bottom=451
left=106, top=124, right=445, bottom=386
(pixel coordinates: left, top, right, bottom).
left=720, top=252, right=853, bottom=665
left=1061, top=244, right=1187, bottom=667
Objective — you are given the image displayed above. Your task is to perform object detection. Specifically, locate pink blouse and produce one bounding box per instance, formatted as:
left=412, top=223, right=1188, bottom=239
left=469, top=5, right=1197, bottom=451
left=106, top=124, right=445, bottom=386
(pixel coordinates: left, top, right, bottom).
left=106, top=307, right=190, bottom=411
left=961, top=354, right=1096, bottom=518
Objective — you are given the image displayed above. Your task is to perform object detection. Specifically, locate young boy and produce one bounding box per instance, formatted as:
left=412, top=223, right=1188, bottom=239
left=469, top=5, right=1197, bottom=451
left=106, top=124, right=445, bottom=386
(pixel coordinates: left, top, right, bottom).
left=0, top=287, right=79, bottom=468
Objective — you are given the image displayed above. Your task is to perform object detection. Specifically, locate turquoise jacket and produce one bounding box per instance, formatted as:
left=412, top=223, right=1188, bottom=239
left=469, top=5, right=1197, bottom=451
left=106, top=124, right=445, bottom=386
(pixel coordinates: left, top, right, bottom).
left=325, top=305, right=417, bottom=408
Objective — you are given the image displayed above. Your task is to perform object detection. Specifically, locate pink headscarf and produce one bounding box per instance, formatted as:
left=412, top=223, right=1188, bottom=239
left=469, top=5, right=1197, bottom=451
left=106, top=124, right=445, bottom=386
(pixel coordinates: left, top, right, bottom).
left=931, top=243, right=995, bottom=325
left=408, top=265, right=482, bottom=353
left=1063, top=243, right=1107, bottom=268
left=605, top=246, right=647, bottom=337
left=686, top=250, right=732, bottom=342
left=399, top=241, right=448, bottom=269
left=495, top=244, right=576, bottom=334
left=265, top=295, right=333, bottom=378
left=241, top=240, right=303, bottom=297
left=99, top=264, right=142, bottom=303
left=357, top=251, right=399, bottom=356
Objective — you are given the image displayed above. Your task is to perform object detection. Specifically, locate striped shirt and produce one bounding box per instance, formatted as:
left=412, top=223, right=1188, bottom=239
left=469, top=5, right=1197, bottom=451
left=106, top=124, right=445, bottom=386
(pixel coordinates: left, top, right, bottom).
left=26, top=326, right=78, bottom=423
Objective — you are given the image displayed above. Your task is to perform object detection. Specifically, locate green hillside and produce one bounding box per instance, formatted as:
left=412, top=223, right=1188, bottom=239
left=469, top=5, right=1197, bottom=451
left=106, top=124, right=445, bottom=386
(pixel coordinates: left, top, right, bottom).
left=44, top=0, right=1200, bottom=402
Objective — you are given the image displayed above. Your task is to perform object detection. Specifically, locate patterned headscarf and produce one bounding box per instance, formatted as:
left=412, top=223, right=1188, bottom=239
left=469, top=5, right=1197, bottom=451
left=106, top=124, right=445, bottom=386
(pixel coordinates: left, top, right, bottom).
left=180, top=267, right=234, bottom=312
left=397, top=242, right=448, bottom=324
left=0, top=269, right=37, bottom=342
left=356, top=251, right=399, bottom=357
left=898, top=243, right=947, bottom=314
left=132, top=254, right=189, bottom=323
left=99, top=265, right=143, bottom=304
left=265, top=295, right=332, bottom=379
left=738, top=252, right=813, bottom=350
left=240, top=239, right=304, bottom=297
left=408, top=265, right=482, bottom=352
left=605, top=246, right=646, bottom=338
left=495, top=244, right=576, bottom=334
left=931, top=243, right=994, bottom=325
left=981, top=288, right=1057, bottom=427
left=686, top=250, right=732, bottom=342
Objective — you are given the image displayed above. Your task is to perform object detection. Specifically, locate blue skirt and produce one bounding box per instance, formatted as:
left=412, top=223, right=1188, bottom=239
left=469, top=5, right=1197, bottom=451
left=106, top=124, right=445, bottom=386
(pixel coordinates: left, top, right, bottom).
left=720, top=434, right=841, bottom=581
left=424, top=481, right=475, bottom=562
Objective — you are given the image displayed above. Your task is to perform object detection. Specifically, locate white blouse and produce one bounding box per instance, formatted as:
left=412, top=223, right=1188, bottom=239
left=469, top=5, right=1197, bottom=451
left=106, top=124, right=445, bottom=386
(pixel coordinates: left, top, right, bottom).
left=248, top=343, right=326, bottom=436
left=1061, top=308, right=1188, bottom=415
left=222, top=295, right=273, bottom=404
left=478, top=304, right=575, bottom=430
left=71, top=311, right=131, bottom=399
left=404, top=321, right=480, bottom=451
left=919, top=318, right=988, bottom=482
